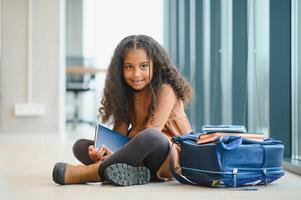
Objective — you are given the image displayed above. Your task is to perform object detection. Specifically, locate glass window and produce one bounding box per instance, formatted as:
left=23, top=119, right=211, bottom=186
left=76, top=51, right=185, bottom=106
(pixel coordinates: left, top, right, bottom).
left=292, top=0, right=301, bottom=161
left=247, top=0, right=269, bottom=136
left=220, top=0, right=233, bottom=124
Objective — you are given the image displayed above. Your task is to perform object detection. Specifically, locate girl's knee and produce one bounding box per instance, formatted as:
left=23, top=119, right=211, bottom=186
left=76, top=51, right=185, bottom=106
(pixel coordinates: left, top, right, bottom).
left=141, top=127, right=161, bottom=135
left=139, top=128, right=162, bottom=139
left=137, top=128, right=169, bottom=147
left=72, top=139, right=93, bottom=155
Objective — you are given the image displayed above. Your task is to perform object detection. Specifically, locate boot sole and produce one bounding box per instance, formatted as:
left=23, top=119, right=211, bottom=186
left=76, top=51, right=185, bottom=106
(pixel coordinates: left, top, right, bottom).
left=104, top=163, right=150, bottom=186
left=52, top=162, right=67, bottom=185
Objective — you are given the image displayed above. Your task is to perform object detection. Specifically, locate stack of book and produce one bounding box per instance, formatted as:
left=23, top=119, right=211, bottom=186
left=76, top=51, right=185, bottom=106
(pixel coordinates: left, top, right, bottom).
left=197, top=125, right=264, bottom=144
left=202, top=125, right=247, bottom=133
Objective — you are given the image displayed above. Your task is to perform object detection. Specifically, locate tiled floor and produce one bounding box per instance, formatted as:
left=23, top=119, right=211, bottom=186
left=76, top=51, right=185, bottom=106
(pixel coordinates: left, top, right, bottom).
left=1, top=127, right=301, bottom=200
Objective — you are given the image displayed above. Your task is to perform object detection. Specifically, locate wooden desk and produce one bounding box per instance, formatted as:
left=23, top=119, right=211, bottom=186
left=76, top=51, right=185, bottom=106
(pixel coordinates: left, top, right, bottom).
left=66, top=66, right=106, bottom=75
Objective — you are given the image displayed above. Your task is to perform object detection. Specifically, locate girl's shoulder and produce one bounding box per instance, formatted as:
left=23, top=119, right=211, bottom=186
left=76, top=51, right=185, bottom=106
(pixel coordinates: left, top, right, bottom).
left=158, top=83, right=176, bottom=97
left=159, top=83, right=173, bottom=91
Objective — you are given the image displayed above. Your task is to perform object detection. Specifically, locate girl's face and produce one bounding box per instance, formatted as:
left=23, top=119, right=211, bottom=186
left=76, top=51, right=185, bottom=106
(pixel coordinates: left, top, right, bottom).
left=123, top=48, right=153, bottom=91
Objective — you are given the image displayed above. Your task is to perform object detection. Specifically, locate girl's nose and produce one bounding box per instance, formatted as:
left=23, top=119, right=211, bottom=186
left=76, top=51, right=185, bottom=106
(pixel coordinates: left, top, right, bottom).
left=133, top=68, right=141, bottom=77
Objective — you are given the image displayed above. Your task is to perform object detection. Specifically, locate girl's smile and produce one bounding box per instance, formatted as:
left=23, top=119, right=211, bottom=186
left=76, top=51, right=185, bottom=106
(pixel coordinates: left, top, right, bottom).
left=123, top=49, right=154, bottom=91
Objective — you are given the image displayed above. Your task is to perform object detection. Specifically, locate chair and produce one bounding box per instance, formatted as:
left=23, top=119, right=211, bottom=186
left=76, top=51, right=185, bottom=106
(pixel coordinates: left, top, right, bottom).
left=66, top=57, right=97, bottom=129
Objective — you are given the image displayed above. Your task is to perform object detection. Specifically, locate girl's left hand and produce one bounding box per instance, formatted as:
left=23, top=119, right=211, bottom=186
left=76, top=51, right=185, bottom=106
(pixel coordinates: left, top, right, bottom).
left=99, top=145, right=113, bottom=161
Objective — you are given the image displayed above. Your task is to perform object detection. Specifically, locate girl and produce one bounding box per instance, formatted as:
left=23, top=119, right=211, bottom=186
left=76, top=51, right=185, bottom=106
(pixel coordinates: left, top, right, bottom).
left=52, top=35, right=193, bottom=186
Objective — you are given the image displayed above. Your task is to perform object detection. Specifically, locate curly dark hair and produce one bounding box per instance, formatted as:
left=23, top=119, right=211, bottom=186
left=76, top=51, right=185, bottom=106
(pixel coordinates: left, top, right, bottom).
left=99, top=35, right=193, bottom=125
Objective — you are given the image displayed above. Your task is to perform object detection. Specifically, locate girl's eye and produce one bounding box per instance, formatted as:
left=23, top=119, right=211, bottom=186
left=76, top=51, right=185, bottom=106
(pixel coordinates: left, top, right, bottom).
left=124, top=65, right=133, bottom=70
left=140, top=64, right=149, bottom=70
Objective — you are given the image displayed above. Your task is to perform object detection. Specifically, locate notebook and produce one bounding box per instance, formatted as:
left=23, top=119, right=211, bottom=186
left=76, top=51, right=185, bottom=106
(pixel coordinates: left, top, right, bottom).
left=94, top=124, right=130, bottom=152
left=202, top=125, right=247, bottom=133
left=197, top=132, right=265, bottom=144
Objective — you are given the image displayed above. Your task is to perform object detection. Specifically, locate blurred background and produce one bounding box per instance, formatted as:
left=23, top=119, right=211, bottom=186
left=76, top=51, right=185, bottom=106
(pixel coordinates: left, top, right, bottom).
left=0, top=0, right=300, bottom=173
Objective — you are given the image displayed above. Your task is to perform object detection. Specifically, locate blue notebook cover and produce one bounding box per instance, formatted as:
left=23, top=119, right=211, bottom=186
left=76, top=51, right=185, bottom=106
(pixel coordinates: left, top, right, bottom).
left=94, top=124, right=130, bottom=152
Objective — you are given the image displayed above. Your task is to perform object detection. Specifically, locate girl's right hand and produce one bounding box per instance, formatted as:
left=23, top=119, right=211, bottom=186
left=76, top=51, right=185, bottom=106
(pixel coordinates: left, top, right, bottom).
left=88, top=145, right=105, bottom=163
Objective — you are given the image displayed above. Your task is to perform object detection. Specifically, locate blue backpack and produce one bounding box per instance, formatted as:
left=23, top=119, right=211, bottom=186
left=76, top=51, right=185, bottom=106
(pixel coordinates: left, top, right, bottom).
left=170, top=133, right=284, bottom=187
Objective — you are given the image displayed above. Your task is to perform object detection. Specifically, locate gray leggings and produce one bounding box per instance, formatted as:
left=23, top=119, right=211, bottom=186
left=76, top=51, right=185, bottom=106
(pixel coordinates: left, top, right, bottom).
left=73, top=128, right=170, bottom=181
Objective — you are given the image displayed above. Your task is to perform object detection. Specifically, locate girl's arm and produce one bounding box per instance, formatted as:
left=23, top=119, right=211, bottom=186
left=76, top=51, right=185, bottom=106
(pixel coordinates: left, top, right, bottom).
left=145, top=84, right=177, bottom=130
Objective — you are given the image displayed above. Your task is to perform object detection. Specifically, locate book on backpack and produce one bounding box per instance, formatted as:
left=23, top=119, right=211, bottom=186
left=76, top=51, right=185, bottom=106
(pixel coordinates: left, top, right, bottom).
left=198, top=125, right=264, bottom=144
left=197, top=132, right=265, bottom=144
left=202, top=125, right=247, bottom=133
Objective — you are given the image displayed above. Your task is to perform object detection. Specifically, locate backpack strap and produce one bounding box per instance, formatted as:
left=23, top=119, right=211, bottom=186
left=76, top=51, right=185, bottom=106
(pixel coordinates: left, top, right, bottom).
left=169, top=143, right=197, bottom=185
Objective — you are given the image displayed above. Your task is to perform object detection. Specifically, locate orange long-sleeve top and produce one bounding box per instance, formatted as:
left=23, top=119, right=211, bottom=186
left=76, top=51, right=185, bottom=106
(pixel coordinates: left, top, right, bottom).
left=114, top=83, right=192, bottom=180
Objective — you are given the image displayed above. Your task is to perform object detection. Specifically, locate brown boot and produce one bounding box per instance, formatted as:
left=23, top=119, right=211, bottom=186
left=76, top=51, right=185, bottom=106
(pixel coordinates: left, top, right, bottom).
left=52, top=162, right=101, bottom=185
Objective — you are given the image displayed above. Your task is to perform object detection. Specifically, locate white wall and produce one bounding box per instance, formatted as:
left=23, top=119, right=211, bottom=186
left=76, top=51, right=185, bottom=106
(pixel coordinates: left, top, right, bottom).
left=0, top=0, right=65, bottom=134
left=66, top=0, right=83, bottom=57
left=91, top=0, right=164, bottom=70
